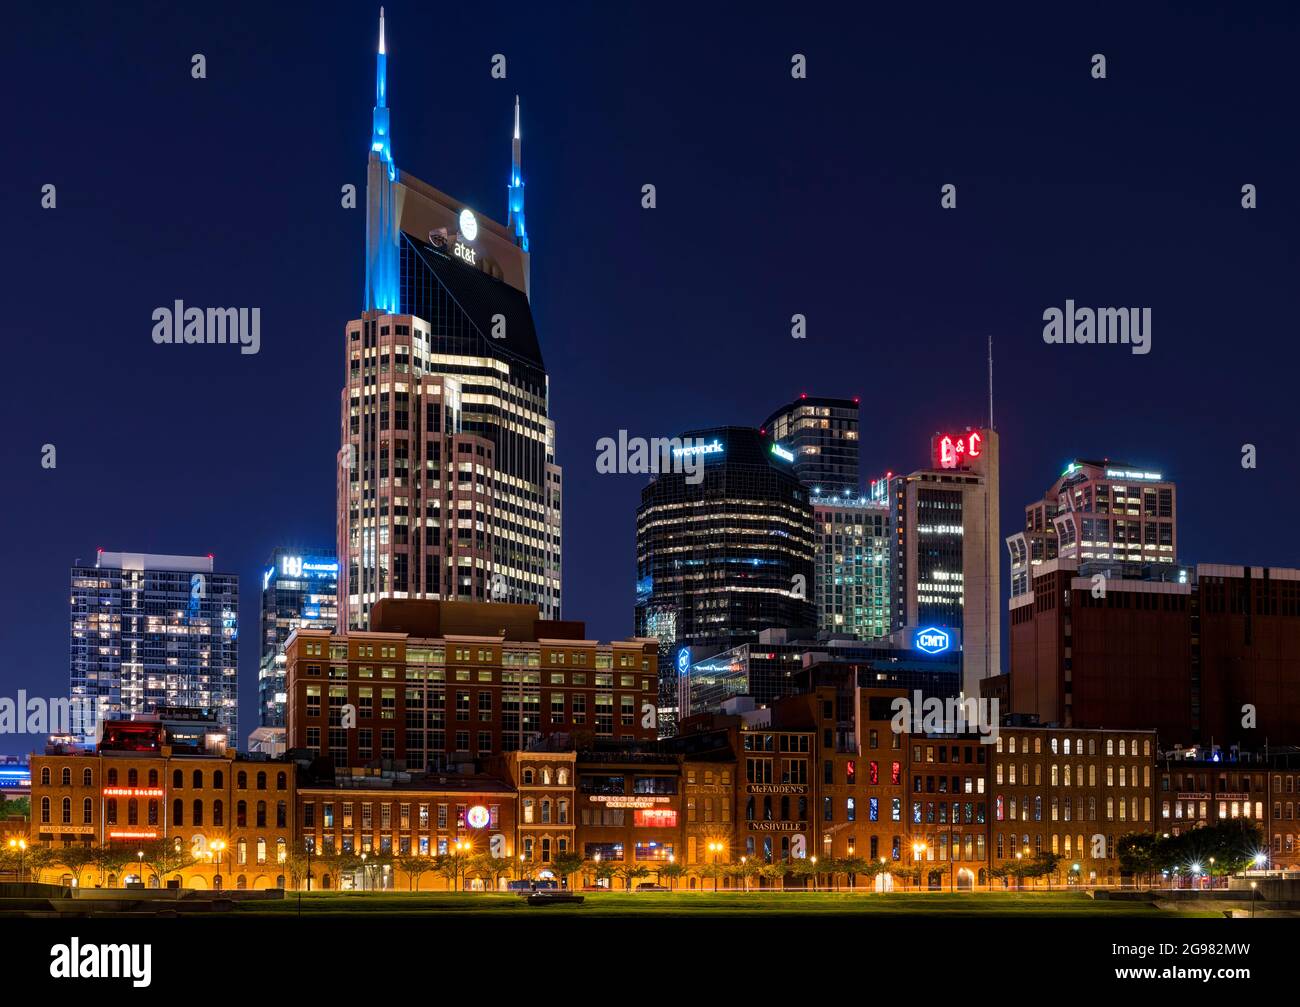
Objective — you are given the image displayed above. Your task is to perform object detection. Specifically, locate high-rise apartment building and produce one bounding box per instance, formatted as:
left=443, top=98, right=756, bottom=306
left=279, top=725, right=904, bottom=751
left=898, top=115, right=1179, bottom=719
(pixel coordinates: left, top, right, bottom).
left=888, top=428, right=1001, bottom=697
left=69, top=551, right=238, bottom=741
left=813, top=496, right=890, bottom=640
left=339, top=11, right=561, bottom=631
left=761, top=394, right=861, bottom=496
left=258, top=549, right=338, bottom=729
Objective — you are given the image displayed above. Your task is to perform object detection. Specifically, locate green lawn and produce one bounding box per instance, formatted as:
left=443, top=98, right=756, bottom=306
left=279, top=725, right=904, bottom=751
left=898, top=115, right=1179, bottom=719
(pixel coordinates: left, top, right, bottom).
left=229, top=890, right=1220, bottom=917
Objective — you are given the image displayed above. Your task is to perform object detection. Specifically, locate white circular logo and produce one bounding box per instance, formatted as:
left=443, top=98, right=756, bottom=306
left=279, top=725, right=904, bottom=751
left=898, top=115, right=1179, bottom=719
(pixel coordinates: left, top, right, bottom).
left=466, top=804, right=489, bottom=829
left=459, top=209, right=478, bottom=242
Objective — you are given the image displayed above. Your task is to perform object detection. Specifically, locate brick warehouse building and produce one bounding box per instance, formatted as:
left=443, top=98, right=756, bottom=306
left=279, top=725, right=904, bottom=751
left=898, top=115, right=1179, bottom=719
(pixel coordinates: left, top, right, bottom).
left=1007, top=559, right=1300, bottom=747
left=25, top=710, right=1300, bottom=889
left=284, top=599, right=660, bottom=768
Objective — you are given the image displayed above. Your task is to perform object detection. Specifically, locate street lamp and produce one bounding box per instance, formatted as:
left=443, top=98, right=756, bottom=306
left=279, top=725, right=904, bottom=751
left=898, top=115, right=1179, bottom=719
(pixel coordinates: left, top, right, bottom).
left=810, top=855, right=818, bottom=892
left=1250, top=880, right=1258, bottom=919
left=1208, top=857, right=1215, bottom=890
left=137, top=850, right=144, bottom=887
left=360, top=852, right=368, bottom=892
left=211, top=839, right=226, bottom=890
left=740, top=856, right=748, bottom=894
left=8, top=839, right=27, bottom=882
left=912, top=842, right=926, bottom=892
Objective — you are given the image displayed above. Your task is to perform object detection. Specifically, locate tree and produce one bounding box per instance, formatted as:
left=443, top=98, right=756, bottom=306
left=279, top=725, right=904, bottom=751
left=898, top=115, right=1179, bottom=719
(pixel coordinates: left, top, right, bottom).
left=840, top=857, right=872, bottom=890
left=697, top=862, right=724, bottom=892
left=787, top=857, right=818, bottom=890
left=396, top=853, right=435, bottom=891
left=591, top=860, right=617, bottom=889
left=434, top=850, right=472, bottom=891
left=729, top=859, right=762, bottom=892
left=759, top=863, right=785, bottom=890
left=616, top=864, right=650, bottom=891
left=89, top=846, right=134, bottom=887
left=1117, top=833, right=1160, bottom=888
left=470, top=853, right=511, bottom=891
left=657, top=861, right=687, bottom=890
left=281, top=844, right=316, bottom=890
left=553, top=851, right=585, bottom=889
left=134, top=838, right=196, bottom=885
left=48, top=845, right=97, bottom=887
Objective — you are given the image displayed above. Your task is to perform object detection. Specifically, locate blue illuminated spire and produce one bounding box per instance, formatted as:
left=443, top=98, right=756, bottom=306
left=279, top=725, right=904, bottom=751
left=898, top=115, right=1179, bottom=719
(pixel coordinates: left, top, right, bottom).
left=370, top=7, right=393, bottom=169
left=364, top=7, right=399, bottom=313
left=507, top=95, right=529, bottom=252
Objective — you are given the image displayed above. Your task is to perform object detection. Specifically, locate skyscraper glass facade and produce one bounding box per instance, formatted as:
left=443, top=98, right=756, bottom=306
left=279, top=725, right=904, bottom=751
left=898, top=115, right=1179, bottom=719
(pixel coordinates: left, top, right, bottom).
left=259, top=549, right=338, bottom=727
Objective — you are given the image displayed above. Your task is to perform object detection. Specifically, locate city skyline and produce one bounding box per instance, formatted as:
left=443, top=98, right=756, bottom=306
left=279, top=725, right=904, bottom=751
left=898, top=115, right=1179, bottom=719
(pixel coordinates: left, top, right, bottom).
left=5, top=2, right=1297, bottom=755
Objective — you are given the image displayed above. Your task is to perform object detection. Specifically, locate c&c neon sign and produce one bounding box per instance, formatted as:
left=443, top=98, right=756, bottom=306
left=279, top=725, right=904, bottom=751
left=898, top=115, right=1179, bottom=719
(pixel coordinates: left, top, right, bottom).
left=937, top=431, right=982, bottom=470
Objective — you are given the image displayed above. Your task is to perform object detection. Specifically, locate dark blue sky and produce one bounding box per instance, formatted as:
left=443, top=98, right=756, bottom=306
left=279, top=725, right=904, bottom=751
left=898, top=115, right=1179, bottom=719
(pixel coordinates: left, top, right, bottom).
left=3, top=1, right=1297, bottom=754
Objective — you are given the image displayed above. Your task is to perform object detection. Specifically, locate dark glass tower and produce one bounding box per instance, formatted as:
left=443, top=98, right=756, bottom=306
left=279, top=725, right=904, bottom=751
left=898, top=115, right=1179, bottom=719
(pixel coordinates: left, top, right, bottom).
left=635, top=427, right=816, bottom=732
left=761, top=394, right=861, bottom=496
left=258, top=548, right=338, bottom=728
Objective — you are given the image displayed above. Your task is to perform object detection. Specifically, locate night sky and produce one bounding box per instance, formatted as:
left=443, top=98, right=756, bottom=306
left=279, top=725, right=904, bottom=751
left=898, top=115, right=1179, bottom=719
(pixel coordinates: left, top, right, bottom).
left=3, top=1, right=1297, bottom=754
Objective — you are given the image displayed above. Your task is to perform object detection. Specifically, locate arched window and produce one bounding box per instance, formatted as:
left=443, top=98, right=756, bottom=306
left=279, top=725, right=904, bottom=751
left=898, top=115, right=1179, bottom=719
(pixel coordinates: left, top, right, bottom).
left=148, top=768, right=158, bottom=787
left=128, top=768, right=138, bottom=786
left=61, top=767, right=71, bottom=786
left=173, top=799, right=184, bottom=826
left=61, top=797, right=72, bottom=824
left=558, top=799, right=568, bottom=824
left=236, top=875, right=247, bottom=890
left=213, top=770, right=224, bottom=789
left=40, top=767, right=50, bottom=786
left=523, top=769, right=534, bottom=785
left=127, top=799, right=138, bottom=825
left=541, top=799, right=551, bottom=824
left=173, top=769, right=183, bottom=789
left=276, top=801, right=287, bottom=828
left=257, top=772, right=267, bottom=791
left=542, top=768, right=552, bottom=785
left=148, top=800, right=158, bottom=825
left=276, top=838, right=287, bottom=863
left=41, top=796, right=51, bottom=823
left=193, top=799, right=204, bottom=827
left=557, top=768, right=568, bottom=785
left=256, top=801, right=267, bottom=827
left=193, top=770, right=203, bottom=789
left=276, top=874, right=286, bottom=889
left=257, top=838, right=267, bottom=864
left=107, top=768, right=118, bottom=785
left=237, top=771, right=247, bottom=789
left=82, top=768, right=92, bottom=787
left=82, top=797, right=93, bottom=824
left=237, top=839, right=247, bottom=865
left=277, top=772, right=287, bottom=790
left=105, top=798, right=118, bottom=824
left=237, top=800, right=247, bottom=827
left=213, top=800, right=224, bottom=827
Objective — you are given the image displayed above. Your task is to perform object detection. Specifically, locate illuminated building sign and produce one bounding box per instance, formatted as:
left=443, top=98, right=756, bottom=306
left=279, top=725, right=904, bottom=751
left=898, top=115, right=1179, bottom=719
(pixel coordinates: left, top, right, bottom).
left=589, top=795, right=671, bottom=808
left=466, top=805, right=490, bottom=829
left=746, top=784, right=807, bottom=795
left=936, top=431, right=982, bottom=470
left=102, top=787, right=165, bottom=798
left=458, top=208, right=478, bottom=242
left=770, top=443, right=795, bottom=463
left=107, top=830, right=158, bottom=841
left=675, top=648, right=691, bottom=675
left=453, top=242, right=477, bottom=265
left=748, top=822, right=805, bottom=832
left=914, top=627, right=951, bottom=655
left=634, top=808, right=679, bottom=828
left=671, top=440, right=723, bottom=460
left=1104, top=468, right=1163, bottom=482
left=270, top=556, right=338, bottom=584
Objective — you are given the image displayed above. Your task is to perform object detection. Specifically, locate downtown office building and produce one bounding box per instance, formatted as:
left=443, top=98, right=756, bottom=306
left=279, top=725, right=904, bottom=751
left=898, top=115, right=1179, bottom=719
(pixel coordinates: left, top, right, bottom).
left=339, top=10, right=561, bottom=632
left=258, top=548, right=338, bottom=729
left=635, top=427, right=817, bottom=733
left=69, top=551, right=239, bottom=742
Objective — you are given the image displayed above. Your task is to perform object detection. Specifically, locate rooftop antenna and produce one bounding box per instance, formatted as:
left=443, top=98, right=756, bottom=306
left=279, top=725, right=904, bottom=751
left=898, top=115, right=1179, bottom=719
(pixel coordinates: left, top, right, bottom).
left=987, top=335, right=994, bottom=430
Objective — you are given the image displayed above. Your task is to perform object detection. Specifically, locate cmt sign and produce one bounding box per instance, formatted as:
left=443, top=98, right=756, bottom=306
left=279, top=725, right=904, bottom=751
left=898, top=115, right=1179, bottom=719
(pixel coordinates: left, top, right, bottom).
left=934, top=431, right=983, bottom=470
left=914, top=627, right=951, bottom=655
